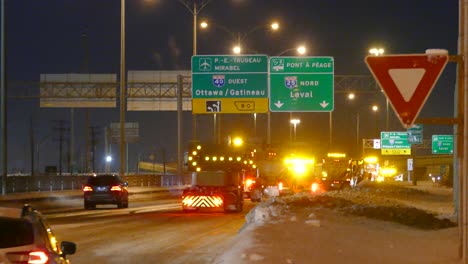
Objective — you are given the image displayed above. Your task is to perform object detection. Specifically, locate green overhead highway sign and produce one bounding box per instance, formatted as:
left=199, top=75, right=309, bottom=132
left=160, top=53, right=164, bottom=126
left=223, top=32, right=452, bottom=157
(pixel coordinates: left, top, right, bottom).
left=269, top=56, right=334, bottom=112
left=380, top=131, right=411, bottom=155
left=407, top=124, right=423, bottom=144
left=191, top=55, right=268, bottom=114
left=432, top=135, right=453, bottom=154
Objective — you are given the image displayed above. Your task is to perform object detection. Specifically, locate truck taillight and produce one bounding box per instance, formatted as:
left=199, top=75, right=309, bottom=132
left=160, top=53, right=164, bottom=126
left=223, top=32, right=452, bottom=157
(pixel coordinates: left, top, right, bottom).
left=245, top=179, right=254, bottom=188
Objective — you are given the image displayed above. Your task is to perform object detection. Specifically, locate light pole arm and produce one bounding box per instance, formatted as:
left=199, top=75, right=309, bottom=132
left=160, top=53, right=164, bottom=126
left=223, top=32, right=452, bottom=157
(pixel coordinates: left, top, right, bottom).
left=209, top=24, right=238, bottom=42
left=240, top=23, right=271, bottom=43
left=277, top=48, right=295, bottom=56
left=178, top=0, right=213, bottom=15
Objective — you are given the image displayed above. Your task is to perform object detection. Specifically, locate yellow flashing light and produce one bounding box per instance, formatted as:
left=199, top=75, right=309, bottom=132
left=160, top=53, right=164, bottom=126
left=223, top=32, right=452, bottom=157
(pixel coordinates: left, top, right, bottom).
left=192, top=161, right=197, bottom=166
left=192, top=151, right=197, bottom=156
left=249, top=160, right=253, bottom=164
left=364, top=156, right=378, bottom=164
left=293, top=163, right=307, bottom=175
left=380, top=167, right=397, bottom=176
left=196, top=167, right=201, bottom=172
left=212, top=156, right=217, bottom=161
left=233, top=137, right=243, bottom=147
left=252, top=165, right=257, bottom=169
left=220, top=156, right=225, bottom=161
left=196, top=145, right=202, bottom=150
left=327, top=153, right=346, bottom=158
left=188, top=156, right=193, bottom=161
left=229, top=157, right=233, bottom=161
left=236, top=157, right=241, bottom=161
left=205, top=156, right=210, bottom=161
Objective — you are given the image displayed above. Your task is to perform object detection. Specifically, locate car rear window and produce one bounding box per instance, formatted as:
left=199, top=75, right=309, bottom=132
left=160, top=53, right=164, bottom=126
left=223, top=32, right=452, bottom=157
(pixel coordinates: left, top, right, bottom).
left=0, top=218, right=34, bottom=248
left=87, top=175, right=120, bottom=185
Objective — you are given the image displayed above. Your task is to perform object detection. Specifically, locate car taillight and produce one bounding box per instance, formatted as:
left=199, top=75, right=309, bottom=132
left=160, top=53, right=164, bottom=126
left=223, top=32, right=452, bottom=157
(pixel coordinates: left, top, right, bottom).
left=28, top=251, right=49, bottom=264
left=110, top=185, right=122, bottom=191
left=6, top=251, right=49, bottom=264
left=83, top=185, right=93, bottom=192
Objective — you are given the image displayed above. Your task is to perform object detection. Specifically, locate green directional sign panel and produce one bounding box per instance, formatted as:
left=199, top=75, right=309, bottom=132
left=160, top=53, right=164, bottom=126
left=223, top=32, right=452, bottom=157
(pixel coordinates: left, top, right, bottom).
left=380, top=132, right=411, bottom=155
left=432, top=135, right=454, bottom=154
left=191, top=55, right=268, bottom=114
left=269, top=56, right=334, bottom=112
left=407, top=124, right=423, bottom=144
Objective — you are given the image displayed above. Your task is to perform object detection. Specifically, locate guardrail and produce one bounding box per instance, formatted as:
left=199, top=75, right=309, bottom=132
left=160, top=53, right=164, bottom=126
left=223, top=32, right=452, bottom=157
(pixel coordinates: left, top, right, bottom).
left=0, top=174, right=191, bottom=194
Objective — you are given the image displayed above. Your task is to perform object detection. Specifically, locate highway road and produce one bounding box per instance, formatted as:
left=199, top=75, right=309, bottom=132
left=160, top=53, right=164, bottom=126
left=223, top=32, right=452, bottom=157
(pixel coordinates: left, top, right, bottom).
left=0, top=192, right=257, bottom=264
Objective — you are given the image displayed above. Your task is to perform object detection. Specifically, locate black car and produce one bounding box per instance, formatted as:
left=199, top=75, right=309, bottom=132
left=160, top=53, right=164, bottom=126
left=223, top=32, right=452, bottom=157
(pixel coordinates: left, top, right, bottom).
left=0, top=204, right=76, bottom=264
left=83, top=174, right=129, bottom=209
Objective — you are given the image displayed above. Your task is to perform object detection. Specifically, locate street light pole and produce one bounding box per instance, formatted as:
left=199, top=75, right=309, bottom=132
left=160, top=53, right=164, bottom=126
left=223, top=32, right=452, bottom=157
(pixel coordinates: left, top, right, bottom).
left=200, top=18, right=278, bottom=143
left=179, top=0, right=213, bottom=141
left=290, top=119, right=300, bottom=143
left=253, top=113, right=257, bottom=138
left=329, top=112, right=332, bottom=146
left=1, top=0, right=7, bottom=195
left=386, top=97, right=389, bottom=130
left=356, top=112, right=360, bottom=156
left=119, top=0, right=126, bottom=177
left=192, top=1, right=198, bottom=141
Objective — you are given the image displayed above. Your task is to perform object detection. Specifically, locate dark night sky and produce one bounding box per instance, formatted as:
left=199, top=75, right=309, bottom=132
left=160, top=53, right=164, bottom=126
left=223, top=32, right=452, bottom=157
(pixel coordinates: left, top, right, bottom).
left=1, top=0, right=460, bottom=173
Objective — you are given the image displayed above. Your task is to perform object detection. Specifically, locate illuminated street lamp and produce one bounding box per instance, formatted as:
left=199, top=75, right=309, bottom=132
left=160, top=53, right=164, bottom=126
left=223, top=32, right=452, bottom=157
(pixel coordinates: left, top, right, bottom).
left=290, top=119, right=301, bottom=142
left=369, top=47, right=385, bottom=56
left=105, top=155, right=112, bottom=173
left=232, top=137, right=244, bottom=147
left=232, top=45, right=241, bottom=54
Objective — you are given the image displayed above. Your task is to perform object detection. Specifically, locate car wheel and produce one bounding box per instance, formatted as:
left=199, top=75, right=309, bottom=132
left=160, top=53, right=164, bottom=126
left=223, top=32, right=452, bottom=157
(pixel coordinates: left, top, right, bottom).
left=84, top=201, right=95, bottom=210
left=236, top=200, right=243, bottom=213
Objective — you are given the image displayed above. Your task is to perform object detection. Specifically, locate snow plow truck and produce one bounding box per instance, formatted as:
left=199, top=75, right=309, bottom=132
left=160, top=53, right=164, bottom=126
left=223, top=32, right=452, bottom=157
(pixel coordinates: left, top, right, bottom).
left=182, top=138, right=257, bottom=213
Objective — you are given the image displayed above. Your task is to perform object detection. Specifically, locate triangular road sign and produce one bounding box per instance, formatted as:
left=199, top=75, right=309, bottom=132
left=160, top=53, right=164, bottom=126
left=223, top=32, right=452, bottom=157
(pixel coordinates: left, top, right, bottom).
left=365, top=54, right=448, bottom=128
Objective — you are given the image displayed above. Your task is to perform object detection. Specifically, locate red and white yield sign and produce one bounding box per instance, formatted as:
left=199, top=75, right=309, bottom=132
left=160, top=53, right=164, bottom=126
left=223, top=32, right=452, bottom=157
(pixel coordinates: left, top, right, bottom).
left=365, top=53, right=449, bottom=128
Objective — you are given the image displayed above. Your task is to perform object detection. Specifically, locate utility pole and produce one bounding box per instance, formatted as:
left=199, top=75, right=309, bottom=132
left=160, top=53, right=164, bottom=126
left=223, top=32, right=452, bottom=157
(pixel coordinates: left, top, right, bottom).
left=89, top=126, right=99, bottom=173
left=30, top=116, right=34, bottom=176
left=1, top=0, right=7, bottom=195
left=120, top=0, right=126, bottom=178
left=82, top=29, right=91, bottom=173
left=53, top=120, right=69, bottom=176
